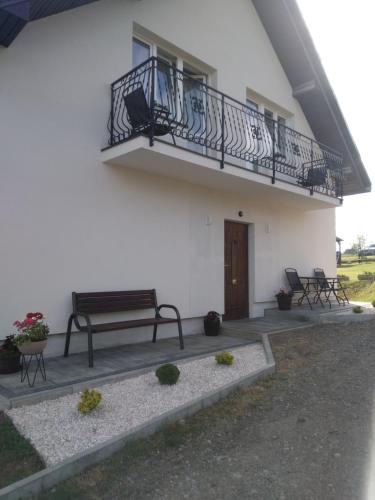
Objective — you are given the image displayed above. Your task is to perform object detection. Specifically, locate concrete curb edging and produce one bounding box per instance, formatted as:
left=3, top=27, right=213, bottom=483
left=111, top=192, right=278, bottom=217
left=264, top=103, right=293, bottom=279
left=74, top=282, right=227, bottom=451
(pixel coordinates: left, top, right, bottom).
left=0, top=338, right=275, bottom=500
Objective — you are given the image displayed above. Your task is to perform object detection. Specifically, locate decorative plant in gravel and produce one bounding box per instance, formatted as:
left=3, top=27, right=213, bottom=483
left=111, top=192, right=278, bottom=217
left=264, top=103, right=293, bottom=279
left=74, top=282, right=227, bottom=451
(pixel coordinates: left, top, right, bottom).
left=215, top=351, right=234, bottom=365
left=353, top=306, right=364, bottom=314
left=77, top=388, right=102, bottom=413
left=155, top=363, right=180, bottom=385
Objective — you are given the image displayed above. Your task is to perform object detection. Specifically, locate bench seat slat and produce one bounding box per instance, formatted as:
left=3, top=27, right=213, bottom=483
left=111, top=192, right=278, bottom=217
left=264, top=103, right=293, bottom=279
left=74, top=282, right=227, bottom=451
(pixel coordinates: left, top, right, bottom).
left=77, top=302, right=155, bottom=314
left=76, top=290, right=155, bottom=299
left=80, top=317, right=177, bottom=333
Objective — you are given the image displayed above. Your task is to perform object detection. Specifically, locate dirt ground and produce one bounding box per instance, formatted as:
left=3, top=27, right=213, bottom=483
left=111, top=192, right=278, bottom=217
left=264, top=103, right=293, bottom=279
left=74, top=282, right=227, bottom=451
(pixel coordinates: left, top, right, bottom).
left=40, top=320, right=375, bottom=500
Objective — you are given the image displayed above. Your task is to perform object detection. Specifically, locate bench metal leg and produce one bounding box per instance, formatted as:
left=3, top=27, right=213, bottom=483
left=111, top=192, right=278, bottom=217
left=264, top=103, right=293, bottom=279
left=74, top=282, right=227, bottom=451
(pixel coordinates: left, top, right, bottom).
left=64, top=314, right=74, bottom=357
left=152, top=323, right=158, bottom=343
left=88, top=329, right=94, bottom=368
left=177, top=319, right=184, bottom=350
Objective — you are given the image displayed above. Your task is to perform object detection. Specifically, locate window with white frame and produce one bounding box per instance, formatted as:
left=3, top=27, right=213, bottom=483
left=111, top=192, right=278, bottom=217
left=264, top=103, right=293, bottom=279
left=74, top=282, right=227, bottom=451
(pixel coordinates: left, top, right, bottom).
left=132, top=35, right=208, bottom=151
left=132, top=37, right=150, bottom=67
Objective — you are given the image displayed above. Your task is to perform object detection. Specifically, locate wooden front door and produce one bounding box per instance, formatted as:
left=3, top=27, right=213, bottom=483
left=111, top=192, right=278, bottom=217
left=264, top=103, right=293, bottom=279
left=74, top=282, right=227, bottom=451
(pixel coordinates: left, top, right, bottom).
left=224, top=221, right=249, bottom=320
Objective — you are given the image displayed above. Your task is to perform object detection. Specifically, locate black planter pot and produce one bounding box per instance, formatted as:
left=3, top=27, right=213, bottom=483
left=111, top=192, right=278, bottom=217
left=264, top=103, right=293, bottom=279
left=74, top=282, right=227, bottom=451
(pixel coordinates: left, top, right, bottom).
left=277, top=295, right=293, bottom=311
left=0, top=352, right=21, bottom=374
left=204, top=317, right=221, bottom=336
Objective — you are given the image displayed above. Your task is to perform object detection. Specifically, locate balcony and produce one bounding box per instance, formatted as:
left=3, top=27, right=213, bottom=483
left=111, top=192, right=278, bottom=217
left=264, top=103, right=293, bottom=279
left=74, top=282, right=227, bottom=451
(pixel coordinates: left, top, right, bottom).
left=102, top=57, right=343, bottom=205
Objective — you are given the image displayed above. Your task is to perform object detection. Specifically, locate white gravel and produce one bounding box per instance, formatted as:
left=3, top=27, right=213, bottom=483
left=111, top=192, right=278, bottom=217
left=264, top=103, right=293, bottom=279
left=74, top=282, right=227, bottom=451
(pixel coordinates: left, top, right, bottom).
left=7, top=344, right=267, bottom=465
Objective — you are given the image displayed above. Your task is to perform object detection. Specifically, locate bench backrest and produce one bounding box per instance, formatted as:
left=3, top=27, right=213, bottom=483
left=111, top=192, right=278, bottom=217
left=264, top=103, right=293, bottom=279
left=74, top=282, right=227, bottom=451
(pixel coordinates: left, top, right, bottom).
left=73, top=289, right=157, bottom=315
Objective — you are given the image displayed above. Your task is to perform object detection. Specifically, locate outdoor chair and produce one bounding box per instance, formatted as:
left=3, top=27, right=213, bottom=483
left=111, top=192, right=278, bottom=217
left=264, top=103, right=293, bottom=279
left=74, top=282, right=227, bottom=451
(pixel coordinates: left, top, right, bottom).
left=123, top=86, right=176, bottom=144
left=285, top=268, right=314, bottom=310
left=298, top=166, right=327, bottom=188
left=313, top=268, right=349, bottom=306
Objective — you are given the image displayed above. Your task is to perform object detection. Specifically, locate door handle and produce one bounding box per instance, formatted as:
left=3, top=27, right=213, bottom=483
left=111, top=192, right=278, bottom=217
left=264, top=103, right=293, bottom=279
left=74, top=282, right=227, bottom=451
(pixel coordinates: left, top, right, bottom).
left=232, top=278, right=237, bottom=285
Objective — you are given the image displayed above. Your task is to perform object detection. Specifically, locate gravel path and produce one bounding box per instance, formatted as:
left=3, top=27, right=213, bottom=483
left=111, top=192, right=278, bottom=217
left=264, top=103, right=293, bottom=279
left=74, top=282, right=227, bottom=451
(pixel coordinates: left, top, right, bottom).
left=37, top=319, right=375, bottom=500
left=7, top=344, right=266, bottom=465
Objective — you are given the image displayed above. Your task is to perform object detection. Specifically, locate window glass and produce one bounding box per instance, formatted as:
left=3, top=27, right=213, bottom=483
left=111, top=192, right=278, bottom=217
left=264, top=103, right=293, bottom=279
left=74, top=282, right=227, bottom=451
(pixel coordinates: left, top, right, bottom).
left=156, top=50, right=176, bottom=112
left=264, top=109, right=274, bottom=137
left=246, top=99, right=259, bottom=112
left=132, top=38, right=150, bottom=68
left=277, top=116, right=286, bottom=154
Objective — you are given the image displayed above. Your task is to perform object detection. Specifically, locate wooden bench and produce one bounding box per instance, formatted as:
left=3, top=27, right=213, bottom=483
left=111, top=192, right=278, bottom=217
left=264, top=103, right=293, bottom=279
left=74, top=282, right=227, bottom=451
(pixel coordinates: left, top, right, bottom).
left=64, top=289, right=184, bottom=367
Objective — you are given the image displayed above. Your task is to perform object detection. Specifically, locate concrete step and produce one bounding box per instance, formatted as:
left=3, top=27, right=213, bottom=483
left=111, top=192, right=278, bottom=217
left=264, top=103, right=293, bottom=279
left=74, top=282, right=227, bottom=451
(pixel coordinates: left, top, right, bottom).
left=265, top=303, right=375, bottom=324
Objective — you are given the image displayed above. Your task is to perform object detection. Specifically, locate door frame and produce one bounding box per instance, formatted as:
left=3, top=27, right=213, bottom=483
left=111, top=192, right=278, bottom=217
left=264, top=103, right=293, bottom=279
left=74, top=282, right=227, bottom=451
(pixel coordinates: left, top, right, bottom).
left=223, top=220, right=250, bottom=321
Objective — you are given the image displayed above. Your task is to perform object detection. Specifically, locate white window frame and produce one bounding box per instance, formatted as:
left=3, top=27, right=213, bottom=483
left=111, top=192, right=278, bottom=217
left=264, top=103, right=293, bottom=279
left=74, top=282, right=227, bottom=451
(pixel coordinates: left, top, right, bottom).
left=132, top=33, right=210, bottom=129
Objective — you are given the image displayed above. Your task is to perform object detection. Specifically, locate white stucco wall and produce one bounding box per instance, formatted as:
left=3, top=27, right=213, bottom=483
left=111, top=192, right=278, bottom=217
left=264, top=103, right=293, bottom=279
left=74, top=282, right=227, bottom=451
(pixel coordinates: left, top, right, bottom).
left=0, top=0, right=336, bottom=343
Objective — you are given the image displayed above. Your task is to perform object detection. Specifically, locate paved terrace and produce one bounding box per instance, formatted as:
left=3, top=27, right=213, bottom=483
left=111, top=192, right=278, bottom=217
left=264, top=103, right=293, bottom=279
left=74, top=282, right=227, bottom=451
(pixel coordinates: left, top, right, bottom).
left=0, top=315, right=309, bottom=401
left=2, top=302, right=368, bottom=403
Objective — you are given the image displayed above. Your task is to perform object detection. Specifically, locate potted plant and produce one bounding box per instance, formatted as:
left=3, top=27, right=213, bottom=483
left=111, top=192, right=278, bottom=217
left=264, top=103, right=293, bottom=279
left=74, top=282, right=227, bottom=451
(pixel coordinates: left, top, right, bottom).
left=204, top=311, right=221, bottom=336
left=13, top=312, right=49, bottom=355
left=275, top=288, right=293, bottom=311
left=0, top=335, right=21, bottom=374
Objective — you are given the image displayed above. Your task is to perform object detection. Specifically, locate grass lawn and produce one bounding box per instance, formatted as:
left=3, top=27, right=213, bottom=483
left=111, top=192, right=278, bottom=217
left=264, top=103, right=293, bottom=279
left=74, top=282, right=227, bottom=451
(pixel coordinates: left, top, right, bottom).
left=0, top=412, right=44, bottom=489
left=337, top=255, right=375, bottom=302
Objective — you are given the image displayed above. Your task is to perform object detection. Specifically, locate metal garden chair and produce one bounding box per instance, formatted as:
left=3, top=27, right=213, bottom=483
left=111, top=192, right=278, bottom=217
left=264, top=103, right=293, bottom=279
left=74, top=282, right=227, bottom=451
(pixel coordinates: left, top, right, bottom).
left=123, top=86, right=176, bottom=144
left=285, top=268, right=314, bottom=310
left=313, top=268, right=349, bottom=306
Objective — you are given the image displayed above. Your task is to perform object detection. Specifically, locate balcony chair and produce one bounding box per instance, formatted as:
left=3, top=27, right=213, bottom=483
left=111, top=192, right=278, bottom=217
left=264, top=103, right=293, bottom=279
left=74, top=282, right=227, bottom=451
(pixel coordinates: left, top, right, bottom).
left=285, top=268, right=315, bottom=310
left=123, top=86, right=176, bottom=144
left=298, top=165, right=327, bottom=188
left=313, top=268, right=349, bottom=306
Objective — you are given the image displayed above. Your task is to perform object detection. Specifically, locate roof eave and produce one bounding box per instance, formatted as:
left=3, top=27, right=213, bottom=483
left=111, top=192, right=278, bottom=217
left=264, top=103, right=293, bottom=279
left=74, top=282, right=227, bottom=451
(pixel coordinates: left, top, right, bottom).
left=252, top=0, right=371, bottom=196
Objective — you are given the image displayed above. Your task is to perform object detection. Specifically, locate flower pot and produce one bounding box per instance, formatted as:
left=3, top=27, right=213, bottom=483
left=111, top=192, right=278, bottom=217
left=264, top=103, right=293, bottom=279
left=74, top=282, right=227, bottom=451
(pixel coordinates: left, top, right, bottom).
left=204, top=317, right=221, bottom=336
left=277, top=295, right=292, bottom=311
left=0, top=352, right=21, bottom=374
left=18, top=340, right=47, bottom=355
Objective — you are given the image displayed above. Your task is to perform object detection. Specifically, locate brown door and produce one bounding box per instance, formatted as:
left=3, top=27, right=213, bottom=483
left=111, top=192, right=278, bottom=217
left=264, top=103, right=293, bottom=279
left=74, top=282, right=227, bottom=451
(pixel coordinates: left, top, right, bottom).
left=224, top=221, right=249, bottom=320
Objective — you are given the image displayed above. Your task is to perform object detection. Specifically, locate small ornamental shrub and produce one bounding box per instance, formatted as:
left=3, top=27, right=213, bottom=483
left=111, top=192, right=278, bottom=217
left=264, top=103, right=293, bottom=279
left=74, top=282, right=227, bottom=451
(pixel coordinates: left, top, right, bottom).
left=205, top=311, right=220, bottom=321
left=337, top=274, right=350, bottom=281
left=155, top=363, right=180, bottom=385
left=77, top=388, right=102, bottom=413
left=372, top=300, right=375, bottom=308
left=353, top=306, right=364, bottom=314
left=13, top=312, right=49, bottom=346
left=275, top=288, right=293, bottom=298
left=215, top=351, right=234, bottom=365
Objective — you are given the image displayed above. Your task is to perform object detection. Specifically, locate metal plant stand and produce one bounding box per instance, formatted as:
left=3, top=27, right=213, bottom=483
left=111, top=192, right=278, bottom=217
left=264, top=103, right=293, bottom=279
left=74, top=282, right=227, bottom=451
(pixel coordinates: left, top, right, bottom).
left=20, top=352, right=46, bottom=387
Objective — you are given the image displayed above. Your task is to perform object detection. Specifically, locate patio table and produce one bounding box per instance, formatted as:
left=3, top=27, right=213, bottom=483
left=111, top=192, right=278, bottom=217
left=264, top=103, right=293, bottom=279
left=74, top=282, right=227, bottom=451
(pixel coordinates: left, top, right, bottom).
left=299, top=276, right=341, bottom=308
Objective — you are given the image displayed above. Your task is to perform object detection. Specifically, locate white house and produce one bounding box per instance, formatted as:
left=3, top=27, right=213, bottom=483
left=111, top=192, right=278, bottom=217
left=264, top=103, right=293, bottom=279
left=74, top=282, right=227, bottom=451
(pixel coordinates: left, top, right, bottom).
left=0, top=0, right=371, bottom=355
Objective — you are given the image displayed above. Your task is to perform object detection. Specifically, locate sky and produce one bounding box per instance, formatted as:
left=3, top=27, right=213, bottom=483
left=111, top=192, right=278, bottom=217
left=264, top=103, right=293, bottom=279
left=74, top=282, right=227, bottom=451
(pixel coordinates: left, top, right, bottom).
left=296, top=0, right=375, bottom=250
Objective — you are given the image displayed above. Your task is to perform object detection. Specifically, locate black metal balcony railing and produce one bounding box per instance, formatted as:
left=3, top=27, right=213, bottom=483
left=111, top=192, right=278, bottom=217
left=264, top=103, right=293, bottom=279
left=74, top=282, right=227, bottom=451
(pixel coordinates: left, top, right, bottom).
left=107, top=57, right=343, bottom=200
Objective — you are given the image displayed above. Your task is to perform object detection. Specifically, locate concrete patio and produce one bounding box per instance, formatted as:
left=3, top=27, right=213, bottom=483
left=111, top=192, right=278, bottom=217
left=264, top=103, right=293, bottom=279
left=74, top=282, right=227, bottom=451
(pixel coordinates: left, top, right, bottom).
left=0, top=315, right=308, bottom=404
left=2, top=302, right=368, bottom=405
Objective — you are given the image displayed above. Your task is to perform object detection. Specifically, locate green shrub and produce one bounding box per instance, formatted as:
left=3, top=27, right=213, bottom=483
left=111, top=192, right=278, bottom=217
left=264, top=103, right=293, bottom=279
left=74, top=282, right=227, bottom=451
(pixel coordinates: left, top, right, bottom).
left=155, top=363, right=180, bottom=385
left=352, top=306, right=364, bottom=314
left=372, top=300, right=375, bottom=308
left=77, top=388, right=102, bottom=413
left=215, top=351, right=234, bottom=365
left=337, top=274, right=349, bottom=281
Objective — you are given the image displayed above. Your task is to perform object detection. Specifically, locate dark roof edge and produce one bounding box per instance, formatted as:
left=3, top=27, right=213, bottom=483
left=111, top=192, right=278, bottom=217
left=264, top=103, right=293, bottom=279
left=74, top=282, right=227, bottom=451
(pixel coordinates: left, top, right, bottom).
left=282, top=0, right=371, bottom=194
